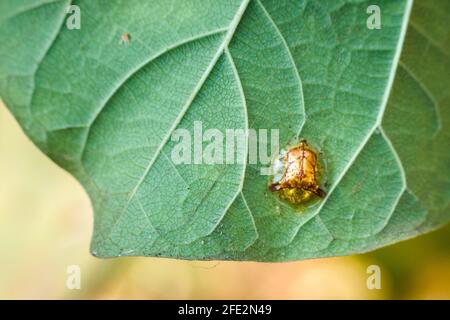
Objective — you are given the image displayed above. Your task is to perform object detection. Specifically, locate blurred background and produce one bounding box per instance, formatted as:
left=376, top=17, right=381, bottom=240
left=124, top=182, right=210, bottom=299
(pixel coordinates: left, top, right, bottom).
left=0, top=100, right=449, bottom=299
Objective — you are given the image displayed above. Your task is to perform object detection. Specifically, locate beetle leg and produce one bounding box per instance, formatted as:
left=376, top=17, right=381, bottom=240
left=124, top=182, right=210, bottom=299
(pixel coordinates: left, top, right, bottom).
left=269, top=183, right=282, bottom=191
left=314, top=187, right=326, bottom=198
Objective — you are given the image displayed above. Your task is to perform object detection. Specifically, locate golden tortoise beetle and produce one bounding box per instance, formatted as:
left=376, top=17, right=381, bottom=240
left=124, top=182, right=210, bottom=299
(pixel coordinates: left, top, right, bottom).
left=269, top=140, right=326, bottom=204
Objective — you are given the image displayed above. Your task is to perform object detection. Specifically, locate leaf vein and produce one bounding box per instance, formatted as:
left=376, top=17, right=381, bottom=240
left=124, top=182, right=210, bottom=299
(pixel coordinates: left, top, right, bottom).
left=279, top=0, right=414, bottom=249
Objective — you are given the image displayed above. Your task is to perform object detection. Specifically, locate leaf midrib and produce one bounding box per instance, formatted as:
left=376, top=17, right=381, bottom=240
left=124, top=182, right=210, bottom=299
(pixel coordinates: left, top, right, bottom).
left=102, top=0, right=252, bottom=244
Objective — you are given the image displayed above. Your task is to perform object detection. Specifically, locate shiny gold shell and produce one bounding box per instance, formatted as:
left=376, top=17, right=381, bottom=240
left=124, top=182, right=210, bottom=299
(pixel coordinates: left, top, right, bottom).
left=269, top=140, right=326, bottom=204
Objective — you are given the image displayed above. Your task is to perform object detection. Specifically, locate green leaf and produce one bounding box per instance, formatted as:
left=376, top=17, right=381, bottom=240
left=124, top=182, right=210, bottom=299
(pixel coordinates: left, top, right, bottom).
left=0, top=0, right=448, bottom=261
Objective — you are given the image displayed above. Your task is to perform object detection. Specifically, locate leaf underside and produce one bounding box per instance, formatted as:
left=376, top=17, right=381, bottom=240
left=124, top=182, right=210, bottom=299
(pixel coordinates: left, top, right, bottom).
left=0, top=0, right=448, bottom=261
